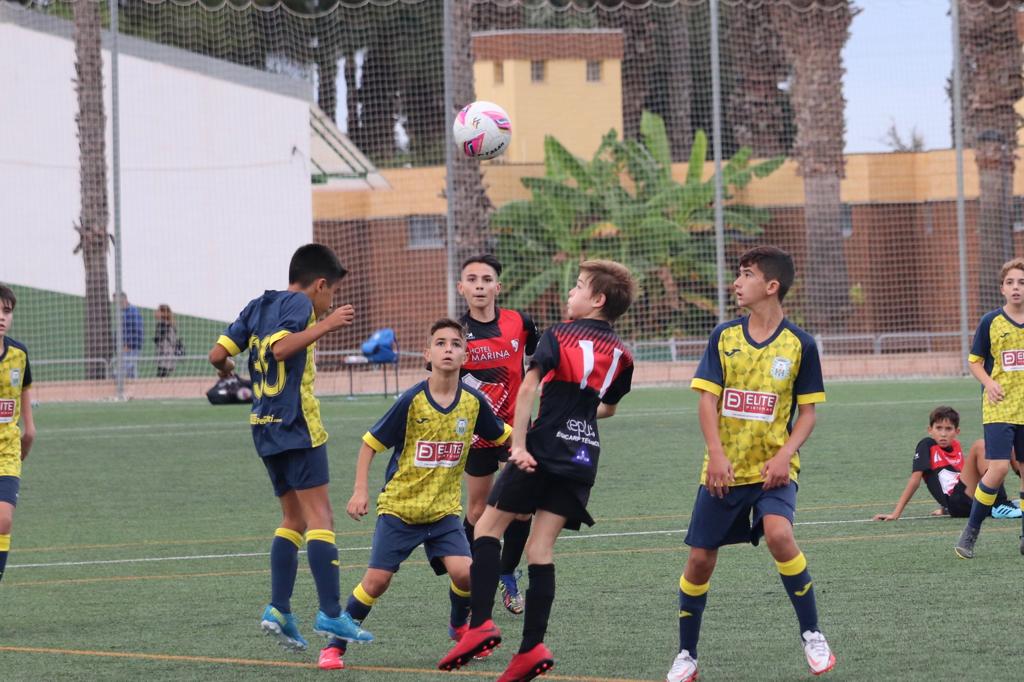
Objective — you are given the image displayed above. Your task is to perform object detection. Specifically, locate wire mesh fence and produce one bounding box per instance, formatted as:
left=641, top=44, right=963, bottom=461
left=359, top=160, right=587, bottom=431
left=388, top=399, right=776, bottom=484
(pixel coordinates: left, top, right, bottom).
left=2, top=0, right=1021, bottom=400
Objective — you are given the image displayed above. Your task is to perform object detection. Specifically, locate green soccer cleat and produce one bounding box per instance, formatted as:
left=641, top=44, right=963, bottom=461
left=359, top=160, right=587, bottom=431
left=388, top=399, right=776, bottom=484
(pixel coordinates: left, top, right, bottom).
left=260, top=605, right=308, bottom=652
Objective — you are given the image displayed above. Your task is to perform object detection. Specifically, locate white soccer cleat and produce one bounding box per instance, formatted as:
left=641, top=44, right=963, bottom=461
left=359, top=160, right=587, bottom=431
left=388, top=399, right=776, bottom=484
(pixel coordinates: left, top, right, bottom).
left=666, top=649, right=698, bottom=682
left=801, top=630, right=836, bottom=676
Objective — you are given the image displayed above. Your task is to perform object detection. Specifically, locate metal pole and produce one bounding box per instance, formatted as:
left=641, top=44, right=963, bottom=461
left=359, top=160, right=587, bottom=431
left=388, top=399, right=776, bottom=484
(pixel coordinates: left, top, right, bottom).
left=951, top=0, right=969, bottom=374
left=442, top=0, right=457, bottom=318
left=111, top=0, right=125, bottom=399
left=710, top=0, right=727, bottom=323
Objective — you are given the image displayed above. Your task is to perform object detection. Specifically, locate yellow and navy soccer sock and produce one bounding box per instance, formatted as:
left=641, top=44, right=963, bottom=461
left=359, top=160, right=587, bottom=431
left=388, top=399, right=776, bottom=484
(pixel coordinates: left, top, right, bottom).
left=449, top=580, right=471, bottom=628
left=0, top=533, right=9, bottom=583
left=678, top=575, right=709, bottom=657
left=967, top=481, right=999, bottom=530
left=469, top=537, right=501, bottom=627
left=346, top=581, right=376, bottom=623
left=270, top=528, right=302, bottom=612
left=500, top=518, right=532, bottom=575
left=306, top=529, right=342, bottom=618
left=777, top=552, right=819, bottom=634
left=519, top=563, right=555, bottom=654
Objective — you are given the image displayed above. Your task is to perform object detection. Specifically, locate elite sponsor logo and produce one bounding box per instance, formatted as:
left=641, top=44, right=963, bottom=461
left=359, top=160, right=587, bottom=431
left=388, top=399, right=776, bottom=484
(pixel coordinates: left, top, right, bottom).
left=721, top=388, right=778, bottom=422
left=0, top=399, right=14, bottom=423
left=1001, top=349, right=1024, bottom=371
left=414, top=440, right=464, bottom=468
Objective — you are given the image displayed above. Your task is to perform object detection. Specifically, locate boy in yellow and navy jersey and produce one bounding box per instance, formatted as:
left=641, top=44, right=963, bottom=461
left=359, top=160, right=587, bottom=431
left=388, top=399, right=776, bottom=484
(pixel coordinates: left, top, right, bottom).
left=666, top=247, right=833, bottom=682
left=956, top=257, right=1024, bottom=558
left=317, top=318, right=510, bottom=671
left=209, top=244, right=373, bottom=655
left=0, top=285, right=36, bottom=585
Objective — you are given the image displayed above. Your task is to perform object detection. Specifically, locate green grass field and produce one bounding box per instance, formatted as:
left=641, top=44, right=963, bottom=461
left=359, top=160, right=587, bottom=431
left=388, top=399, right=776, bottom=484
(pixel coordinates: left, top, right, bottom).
left=3, top=379, right=1020, bottom=681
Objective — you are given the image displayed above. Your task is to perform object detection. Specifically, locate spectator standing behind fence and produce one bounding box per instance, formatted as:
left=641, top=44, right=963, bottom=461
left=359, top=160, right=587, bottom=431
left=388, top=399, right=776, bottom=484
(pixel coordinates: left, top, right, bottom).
left=154, top=304, right=182, bottom=378
left=117, top=293, right=143, bottom=379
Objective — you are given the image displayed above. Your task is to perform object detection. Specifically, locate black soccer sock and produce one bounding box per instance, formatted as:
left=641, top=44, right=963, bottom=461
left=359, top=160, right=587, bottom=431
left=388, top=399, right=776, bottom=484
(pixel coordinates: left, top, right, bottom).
left=967, top=481, right=998, bottom=530
left=0, top=533, right=9, bottom=584
left=519, top=563, right=555, bottom=653
left=326, top=638, right=347, bottom=653
left=449, top=579, right=471, bottom=628
left=269, top=528, right=301, bottom=612
left=777, top=552, right=819, bottom=634
left=678, top=575, right=709, bottom=657
left=463, top=518, right=475, bottom=546
left=500, top=518, right=531, bottom=575
left=306, top=530, right=342, bottom=618
left=345, top=582, right=376, bottom=622
left=469, top=536, right=501, bottom=627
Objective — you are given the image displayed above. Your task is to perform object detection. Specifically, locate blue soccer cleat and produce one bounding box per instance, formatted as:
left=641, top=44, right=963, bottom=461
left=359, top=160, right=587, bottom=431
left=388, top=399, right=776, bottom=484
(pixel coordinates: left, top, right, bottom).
left=260, top=604, right=308, bottom=652
left=991, top=503, right=1022, bottom=519
left=314, top=611, right=375, bottom=643
left=499, top=569, right=525, bottom=615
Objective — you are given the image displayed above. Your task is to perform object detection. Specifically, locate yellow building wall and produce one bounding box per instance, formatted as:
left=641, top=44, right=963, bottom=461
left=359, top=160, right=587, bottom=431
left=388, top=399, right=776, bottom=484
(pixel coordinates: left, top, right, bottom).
left=473, top=58, right=622, bottom=164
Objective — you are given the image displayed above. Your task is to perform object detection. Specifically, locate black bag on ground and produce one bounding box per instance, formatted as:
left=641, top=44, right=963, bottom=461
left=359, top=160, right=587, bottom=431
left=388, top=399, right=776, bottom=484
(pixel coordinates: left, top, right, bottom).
left=206, top=374, right=254, bottom=405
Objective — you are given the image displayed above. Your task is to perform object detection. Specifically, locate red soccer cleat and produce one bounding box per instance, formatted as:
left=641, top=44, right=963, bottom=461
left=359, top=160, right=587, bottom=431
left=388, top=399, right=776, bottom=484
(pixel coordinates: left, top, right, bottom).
left=317, top=645, right=345, bottom=671
left=496, top=643, right=555, bottom=682
left=437, top=619, right=502, bottom=670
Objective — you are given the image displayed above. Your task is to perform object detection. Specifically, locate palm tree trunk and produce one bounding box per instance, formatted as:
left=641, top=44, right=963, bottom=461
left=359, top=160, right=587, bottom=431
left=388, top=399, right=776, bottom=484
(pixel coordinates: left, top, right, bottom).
left=959, top=0, right=1022, bottom=311
left=73, top=0, right=113, bottom=380
left=449, top=0, right=494, bottom=264
left=772, top=0, right=855, bottom=332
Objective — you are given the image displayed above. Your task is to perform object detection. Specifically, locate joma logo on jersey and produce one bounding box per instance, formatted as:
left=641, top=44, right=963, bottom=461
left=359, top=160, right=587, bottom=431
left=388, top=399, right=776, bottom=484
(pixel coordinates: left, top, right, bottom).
left=1001, top=349, right=1024, bottom=370
left=722, top=389, right=777, bottom=422
left=414, top=441, right=465, bottom=468
left=0, top=399, right=14, bottom=423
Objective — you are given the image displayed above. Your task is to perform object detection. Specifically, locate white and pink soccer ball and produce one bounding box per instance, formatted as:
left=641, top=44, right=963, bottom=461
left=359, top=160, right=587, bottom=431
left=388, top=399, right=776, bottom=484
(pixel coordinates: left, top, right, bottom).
left=453, top=101, right=512, bottom=160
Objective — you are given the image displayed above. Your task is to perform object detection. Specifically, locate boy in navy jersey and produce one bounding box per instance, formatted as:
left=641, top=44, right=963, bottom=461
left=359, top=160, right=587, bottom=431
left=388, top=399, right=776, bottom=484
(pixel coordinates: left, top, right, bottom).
left=209, top=244, right=374, bottom=654
left=439, top=260, right=635, bottom=681
left=873, top=406, right=1019, bottom=521
left=457, top=254, right=539, bottom=614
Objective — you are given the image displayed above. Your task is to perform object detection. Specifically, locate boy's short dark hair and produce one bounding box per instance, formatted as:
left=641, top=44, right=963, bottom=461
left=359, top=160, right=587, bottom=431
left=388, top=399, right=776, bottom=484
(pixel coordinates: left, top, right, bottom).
left=0, top=284, right=15, bottom=309
left=929, top=406, right=960, bottom=429
left=461, top=254, right=502, bottom=277
left=580, top=259, right=636, bottom=323
left=430, top=317, right=467, bottom=339
left=289, top=244, right=347, bottom=286
left=739, top=245, right=796, bottom=301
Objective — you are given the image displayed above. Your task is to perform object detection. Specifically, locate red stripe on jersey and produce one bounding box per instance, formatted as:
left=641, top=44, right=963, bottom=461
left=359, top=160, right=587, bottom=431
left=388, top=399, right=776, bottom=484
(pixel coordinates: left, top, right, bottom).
left=549, top=325, right=631, bottom=397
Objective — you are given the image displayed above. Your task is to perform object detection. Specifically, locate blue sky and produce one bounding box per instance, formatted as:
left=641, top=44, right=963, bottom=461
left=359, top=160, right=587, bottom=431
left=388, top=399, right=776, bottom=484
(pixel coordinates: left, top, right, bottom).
left=844, top=0, right=954, bottom=153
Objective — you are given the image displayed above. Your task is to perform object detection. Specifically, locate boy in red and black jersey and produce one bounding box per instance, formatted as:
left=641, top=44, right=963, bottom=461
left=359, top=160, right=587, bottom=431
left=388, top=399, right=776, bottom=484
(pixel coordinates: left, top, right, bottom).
left=874, top=406, right=1019, bottom=521
left=440, top=260, right=635, bottom=680
left=457, top=255, right=539, bottom=615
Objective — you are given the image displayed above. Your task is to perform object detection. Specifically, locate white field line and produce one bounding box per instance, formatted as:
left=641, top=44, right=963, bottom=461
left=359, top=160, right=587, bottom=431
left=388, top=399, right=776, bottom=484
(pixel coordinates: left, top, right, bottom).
left=8, top=515, right=936, bottom=571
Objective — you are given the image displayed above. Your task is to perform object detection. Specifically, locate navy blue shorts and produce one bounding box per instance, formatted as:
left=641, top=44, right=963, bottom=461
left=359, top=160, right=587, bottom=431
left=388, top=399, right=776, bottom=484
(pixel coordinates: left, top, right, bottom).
left=684, top=481, right=798, bottom=550
left=262, top=445, right=329, bottom=497
left=0, top=475, right=19, bottom=506
left=982, top=423, right=1024, bottom=461
left=368, top=513, right=470, bottom=574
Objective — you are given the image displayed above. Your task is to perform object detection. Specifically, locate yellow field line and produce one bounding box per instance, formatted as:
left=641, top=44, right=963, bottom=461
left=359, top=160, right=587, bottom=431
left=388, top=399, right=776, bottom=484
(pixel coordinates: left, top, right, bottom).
left=12, top=525, right=1016, bottom=588
left=0, top=645, right=653, bottom=681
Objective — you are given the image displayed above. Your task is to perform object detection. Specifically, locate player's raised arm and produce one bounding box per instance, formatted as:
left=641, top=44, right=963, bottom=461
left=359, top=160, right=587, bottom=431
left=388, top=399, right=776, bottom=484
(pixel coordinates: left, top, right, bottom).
left=509, top=366, right=542, bottom=472
left=273, top=304, right=355, bottom=362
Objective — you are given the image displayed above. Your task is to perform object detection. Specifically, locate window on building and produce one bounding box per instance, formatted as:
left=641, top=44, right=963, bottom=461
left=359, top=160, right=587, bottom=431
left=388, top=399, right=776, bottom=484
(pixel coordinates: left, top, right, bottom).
left=586, top=60, right=602, bottom=82
left=531, top=60, right=546, bottom=83
left=494, top=61, right=504, bottom=85
left=408, top=215, right=444, bottom=249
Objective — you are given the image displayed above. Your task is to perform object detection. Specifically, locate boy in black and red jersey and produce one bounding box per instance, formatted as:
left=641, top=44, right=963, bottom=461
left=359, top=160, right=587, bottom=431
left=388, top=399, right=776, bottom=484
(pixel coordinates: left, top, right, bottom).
left=439, top=260, right=636, bottom=681
left=873, top=406, right=1020, bottom=521
left=457, top=255, right=539, bottom=615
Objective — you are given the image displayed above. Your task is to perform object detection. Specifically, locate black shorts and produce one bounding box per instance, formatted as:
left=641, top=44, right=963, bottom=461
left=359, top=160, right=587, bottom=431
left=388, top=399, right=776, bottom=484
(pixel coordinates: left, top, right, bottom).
left=488, top=464, right=594, bottom=531
left=464, top=445, right=510, bottom=477
left=946, top=480, right=1008, bottom=517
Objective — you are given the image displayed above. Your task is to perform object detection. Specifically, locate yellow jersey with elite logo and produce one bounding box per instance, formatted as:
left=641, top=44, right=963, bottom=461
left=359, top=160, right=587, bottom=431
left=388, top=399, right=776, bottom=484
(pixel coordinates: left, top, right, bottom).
left=363, top=381, right=510, bottom=525
left=969, top=308, right=1024, bottom=424
left=691, top=317, right=825, bottom=486
left=0, top=337, right=32, bottom=472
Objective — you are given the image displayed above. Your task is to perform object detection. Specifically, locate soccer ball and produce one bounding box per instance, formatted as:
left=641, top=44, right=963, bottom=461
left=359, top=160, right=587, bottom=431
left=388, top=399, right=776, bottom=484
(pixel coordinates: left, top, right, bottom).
left=453, top=101, right=511, bottom=160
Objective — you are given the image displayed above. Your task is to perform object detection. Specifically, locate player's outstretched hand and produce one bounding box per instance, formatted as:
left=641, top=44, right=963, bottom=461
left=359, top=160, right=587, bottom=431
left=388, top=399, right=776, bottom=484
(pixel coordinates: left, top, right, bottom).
left=325, top=304, right=356, bottom=331
left=509, top=446, right=537, bottom=473
left=347, top=490, right=369, bottom=521
left=872, top=513, right=899, bottom=521
left=705, top=453, right=734, bottom=498
left=984, top=379, right=1005, bottom=404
